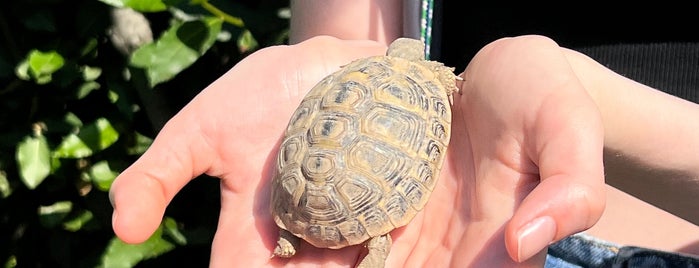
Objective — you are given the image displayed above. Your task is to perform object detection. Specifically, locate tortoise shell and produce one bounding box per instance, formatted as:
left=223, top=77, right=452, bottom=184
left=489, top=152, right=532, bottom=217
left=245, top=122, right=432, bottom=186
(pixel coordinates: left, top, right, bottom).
left=270, top=38, right=457, bottom=250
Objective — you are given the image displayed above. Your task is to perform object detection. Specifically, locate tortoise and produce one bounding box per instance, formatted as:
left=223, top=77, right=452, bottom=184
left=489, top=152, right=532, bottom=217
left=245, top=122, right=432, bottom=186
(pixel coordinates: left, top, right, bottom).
left=270, top=38, right=459, bottom=267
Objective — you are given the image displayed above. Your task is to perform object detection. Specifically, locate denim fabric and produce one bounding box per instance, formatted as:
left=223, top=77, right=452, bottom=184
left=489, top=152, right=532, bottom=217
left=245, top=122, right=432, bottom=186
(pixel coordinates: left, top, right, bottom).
left=545, top=233, right=699, bottom=268
left=546, top=233, right=619, bottom=267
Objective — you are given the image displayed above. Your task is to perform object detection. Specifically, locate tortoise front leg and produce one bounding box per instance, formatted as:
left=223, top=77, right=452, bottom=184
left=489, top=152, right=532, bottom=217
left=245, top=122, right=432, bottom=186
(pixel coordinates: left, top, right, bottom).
left=357, top=234, right=392, bottom=268
left=273, top=229, right=300, bottom=258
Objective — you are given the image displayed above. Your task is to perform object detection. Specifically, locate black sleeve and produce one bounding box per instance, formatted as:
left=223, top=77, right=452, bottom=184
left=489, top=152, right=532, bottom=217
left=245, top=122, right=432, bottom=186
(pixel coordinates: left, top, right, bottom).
left=433, top=2, right=699, bottom=103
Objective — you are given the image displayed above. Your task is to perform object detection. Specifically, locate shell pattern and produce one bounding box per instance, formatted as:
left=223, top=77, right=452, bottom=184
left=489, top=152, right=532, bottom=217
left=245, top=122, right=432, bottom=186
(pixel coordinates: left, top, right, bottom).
left=271, top=48, right=454, bottom=249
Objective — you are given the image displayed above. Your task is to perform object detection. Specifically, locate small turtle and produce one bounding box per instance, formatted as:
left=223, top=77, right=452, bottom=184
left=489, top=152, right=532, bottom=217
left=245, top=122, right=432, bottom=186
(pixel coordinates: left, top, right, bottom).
left=270, top=38, right=458, bottom=267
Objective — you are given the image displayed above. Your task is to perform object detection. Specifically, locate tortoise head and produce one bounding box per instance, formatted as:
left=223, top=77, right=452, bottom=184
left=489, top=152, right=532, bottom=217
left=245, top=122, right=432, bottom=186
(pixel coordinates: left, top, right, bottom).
left=386, top=38, right=425, bottom=61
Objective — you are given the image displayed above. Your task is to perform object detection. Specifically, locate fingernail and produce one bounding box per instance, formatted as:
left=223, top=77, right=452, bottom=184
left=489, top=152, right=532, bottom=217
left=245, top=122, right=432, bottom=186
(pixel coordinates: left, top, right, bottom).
left=516, top=216, right=556, bottom=262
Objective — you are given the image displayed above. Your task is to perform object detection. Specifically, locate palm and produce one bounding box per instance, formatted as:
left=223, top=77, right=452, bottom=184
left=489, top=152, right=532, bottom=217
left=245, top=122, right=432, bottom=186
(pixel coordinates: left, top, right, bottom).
left=111, top=36, right=605, bottom=268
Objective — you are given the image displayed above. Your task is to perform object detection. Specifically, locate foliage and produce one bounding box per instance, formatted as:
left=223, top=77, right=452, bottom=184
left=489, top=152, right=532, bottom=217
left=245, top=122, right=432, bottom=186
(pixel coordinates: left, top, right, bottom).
left=0, top=0, right=289, bottom=266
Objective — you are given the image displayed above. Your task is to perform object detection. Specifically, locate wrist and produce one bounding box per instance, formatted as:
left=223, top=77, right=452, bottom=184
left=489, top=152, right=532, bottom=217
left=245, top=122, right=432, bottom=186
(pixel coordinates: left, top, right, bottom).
left=289, top=0, right=402, bottom=45
left=561, top=49, right=606, bottom=115
left=564, top=47, right=699, bottom=225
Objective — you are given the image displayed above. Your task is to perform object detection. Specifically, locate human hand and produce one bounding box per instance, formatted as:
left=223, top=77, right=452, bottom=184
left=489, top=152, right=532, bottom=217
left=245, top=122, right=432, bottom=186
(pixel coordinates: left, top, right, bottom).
left=456, top=35, right=607, bottom=263
left=110, top=35, right=605, bottom=267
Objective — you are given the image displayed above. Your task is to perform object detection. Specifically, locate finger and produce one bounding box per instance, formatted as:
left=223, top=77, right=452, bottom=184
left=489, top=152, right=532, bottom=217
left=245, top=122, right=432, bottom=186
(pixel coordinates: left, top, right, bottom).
left=110, top=111, right=217, bottom=243
left=505, top=90, right=606, bottom=262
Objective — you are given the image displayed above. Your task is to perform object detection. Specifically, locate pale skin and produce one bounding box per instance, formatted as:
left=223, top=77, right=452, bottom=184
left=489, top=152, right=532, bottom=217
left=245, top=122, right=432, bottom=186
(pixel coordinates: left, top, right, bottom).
left=111, top=36, right=578, bottom=267
left=291, top=0, right=699, bottom=255
left=289, top=0, right=402, bottom=45
left=109, top=2, right=699, bottom=268
left=110, top=35, right=699, bottom=267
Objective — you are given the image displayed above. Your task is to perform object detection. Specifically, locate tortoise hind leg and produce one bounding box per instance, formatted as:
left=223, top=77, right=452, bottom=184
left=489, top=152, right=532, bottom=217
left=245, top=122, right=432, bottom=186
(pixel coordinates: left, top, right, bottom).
left=357, top=234, right=392, bottom=268
left=273, top=229, right=300, bottom=258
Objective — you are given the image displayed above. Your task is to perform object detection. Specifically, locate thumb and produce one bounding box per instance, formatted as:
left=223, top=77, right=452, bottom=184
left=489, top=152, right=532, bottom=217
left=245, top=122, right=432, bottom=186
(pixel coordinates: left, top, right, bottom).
left=505, top=93, right=606, bottom=262
left=110, top=109, right=216, bottom=243
left=505, top=175, right=606, bottom=262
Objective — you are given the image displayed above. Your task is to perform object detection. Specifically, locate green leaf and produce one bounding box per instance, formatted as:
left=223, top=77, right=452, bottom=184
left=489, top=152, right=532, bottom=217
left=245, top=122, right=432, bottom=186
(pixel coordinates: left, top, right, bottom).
left=162, top=217, right=187, bottom=245
left=82, top=66, right=102, bottom=81
left=63, top=210, right=94, bottom=232
left=123, top=0, right=168, bottom=12
left=77, top=81, right=101, bottom=99
left=92, top=118, right=120, bottom=149
left=81, top=38, right=100, bottom=58
left=64, top=112, right=83, bottom=128
left=5, top=255, right=17, bottom=268
left=16, top=135, right=51, bottom=189
left=38, top=201, right=73, bottom=228
left=53, top=134, right=92, bottom=158
left=34, top=74, right=53, bottom=85
left=27, top=50, right=65, bottom=84
left=99, top=0, right=169, bottom=11
left=15, top=51, right=67, bottom=84
left=50, top=155, right=62, bottom=174
left=130, top=17, right=223, bottom=87
left=54, top=118, right=119, bottom=158
left=99, top=224, right=175, bottom=268
left=0, top=172, right=11, bottom=198
left=108, top=89, right=119, bottom=103
left=127, top=131, right=153, bottom=155
left=237, top=29, right=258, bottom=53
left=14, top=61, right=30, bottom=81
left=89, top=161, right=118, bottom=191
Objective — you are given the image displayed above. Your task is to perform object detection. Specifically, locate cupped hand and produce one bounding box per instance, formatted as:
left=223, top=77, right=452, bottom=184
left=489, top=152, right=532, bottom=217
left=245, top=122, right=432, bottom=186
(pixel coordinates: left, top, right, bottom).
left=457, top=35, right=607, bottom=263
left=110, top=35, right=606, bottom=267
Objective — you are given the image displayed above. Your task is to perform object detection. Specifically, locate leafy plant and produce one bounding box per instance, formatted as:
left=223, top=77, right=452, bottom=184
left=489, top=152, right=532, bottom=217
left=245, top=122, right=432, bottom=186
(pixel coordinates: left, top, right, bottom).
left=0, top=0, right=289, bottom=266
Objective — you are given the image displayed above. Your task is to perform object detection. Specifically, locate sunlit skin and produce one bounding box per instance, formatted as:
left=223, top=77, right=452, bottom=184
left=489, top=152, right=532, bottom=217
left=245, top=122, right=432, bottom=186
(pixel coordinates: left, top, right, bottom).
left=110, top=35, right=617, bottom=267
left=287, top=0, right=699, bottom=257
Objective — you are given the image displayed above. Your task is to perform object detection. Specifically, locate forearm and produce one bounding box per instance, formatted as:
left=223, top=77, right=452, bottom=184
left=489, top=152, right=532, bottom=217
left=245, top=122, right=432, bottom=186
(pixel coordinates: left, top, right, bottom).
left=289, top=0, right=402, bottom=45
left=564, top=48, right=699, bottom=224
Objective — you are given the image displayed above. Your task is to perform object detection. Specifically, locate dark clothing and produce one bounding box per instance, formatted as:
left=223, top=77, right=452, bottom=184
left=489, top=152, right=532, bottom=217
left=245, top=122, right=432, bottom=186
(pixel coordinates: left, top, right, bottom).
left=547, top=233, right=699, bottom=268
left=433, top=3, right=699, bottom=103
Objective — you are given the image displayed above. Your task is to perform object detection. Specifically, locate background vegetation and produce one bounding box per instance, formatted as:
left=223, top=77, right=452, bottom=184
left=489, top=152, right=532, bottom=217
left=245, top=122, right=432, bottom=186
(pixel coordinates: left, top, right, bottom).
left=0, top=0, right=289, bottom=266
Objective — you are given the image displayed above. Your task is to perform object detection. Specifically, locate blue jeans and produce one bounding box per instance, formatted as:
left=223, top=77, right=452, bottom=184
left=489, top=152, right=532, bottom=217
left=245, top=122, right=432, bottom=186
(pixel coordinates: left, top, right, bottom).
left=545, top=233, right=699, bottom=267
